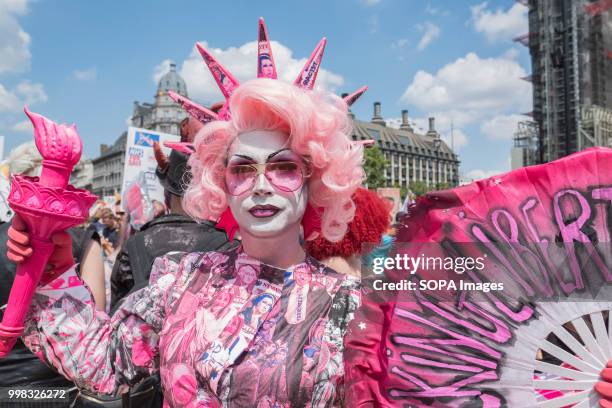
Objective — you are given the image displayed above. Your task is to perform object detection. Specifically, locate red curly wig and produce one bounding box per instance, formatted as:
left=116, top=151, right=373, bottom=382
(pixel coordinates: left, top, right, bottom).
left=306, top=187, right=392, bottom=260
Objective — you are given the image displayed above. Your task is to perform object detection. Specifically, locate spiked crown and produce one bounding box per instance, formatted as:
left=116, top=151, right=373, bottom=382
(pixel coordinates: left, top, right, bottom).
left=168, top=18, right=368, bottom=138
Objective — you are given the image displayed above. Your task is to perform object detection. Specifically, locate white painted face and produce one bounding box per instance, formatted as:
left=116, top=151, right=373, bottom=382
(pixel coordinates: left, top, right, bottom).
left=226, top=130, right=308, bottom=238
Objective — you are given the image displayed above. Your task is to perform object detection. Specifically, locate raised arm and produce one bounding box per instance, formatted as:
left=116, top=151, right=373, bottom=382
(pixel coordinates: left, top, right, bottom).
left=7, top=216, right=181, bottom=395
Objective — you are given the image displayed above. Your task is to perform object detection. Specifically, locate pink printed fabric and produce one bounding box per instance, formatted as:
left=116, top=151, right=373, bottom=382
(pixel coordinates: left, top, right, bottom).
left=344, top=148, right=612, bottom=407
left=22, top=246, right=361, bottom=407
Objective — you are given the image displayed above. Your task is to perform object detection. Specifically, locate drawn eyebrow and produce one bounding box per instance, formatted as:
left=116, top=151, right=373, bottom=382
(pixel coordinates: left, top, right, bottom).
left=229, top=148, right=293, bottom=163
left=230, top=154, right=254, bottom=161
left=267, top=148, right=293, bottom=161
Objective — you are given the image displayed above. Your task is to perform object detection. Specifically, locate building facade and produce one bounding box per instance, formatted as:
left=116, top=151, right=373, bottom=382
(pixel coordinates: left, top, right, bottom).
left=353, top=102, right=460, bottom=188
left=70, top=159, right=94, bottom=191
left=92, top=62, right=188, bottom=197
left=522, top=0, right=611, bottom=163
left=92, top=132, right=126, bottom=197
left=131, top=62, right=189, bottom=135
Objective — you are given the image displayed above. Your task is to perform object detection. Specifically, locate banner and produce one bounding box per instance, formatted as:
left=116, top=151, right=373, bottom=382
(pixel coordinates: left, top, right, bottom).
left=346, top=147, right=612, bottom=407
left=0, top=163, right=11, bottom=222
left=120, top=127, right=179, bottom=229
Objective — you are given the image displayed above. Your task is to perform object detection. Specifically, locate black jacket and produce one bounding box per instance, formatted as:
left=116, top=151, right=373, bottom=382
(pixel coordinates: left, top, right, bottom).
left=110, top=214, right=235, bottom=312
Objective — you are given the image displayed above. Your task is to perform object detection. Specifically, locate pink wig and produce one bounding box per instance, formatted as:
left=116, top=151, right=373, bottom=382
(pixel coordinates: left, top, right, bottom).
left=183, top=78, right=364, bottom=242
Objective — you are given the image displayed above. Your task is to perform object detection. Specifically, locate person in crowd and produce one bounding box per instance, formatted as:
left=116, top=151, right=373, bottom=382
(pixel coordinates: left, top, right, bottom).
left=0, top=142, right=106, bottom=403
left=151, top=200, right=166, bottom=219
left=87, top=201, right=108, bottom=235
left=99, top=208, right=119, bottom=252
left=110, top=116, right=236, bottom=313
left=7, top=24, right=365, bottom=405
left=306, top=187, right=392, bottom=277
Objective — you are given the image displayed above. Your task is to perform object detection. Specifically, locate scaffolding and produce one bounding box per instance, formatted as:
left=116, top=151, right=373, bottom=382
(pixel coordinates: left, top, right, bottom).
left=579, top=105, right=612, bottom=149
left=514, top=0, right=612, bottom=164
left=511, top=121, right=539, bottom=169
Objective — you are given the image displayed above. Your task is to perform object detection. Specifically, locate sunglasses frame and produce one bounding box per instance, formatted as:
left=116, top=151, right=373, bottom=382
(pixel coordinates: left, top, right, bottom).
left=224, top=159, right=312, bottom=196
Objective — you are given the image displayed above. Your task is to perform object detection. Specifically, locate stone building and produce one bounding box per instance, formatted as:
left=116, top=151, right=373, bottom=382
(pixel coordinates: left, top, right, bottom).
left=92, top=62, right=188, bottom=197
left=91, top=132, right=126, bottom=197
left=352, top=102, right=460, bottom=188
left=70, top=159, right=94, bottom=191
left=131, top=62, right=189, bottom=135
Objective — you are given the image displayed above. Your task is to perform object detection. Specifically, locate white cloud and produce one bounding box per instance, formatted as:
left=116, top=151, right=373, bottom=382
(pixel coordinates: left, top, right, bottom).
left=0, top=0, right=31, bottom=74
left=400, top=52, right=531, bottom=114
left=391, top=38, right=409, bottom=49
left=442, top=128, right=468, bottom=150
left=176, top=40, right=345, bottom=104
left=471, top=2, right=528, bottom=43
left=153, top=59, right=173, bottom=83
left=363, top=0, right=382, bottom=5
left=425, top=4, right=449, bottom=16
left=464, top=168, right=503, bottom=181
left=417, top=22, right=440, bottom=51
left=73, top=67, right=97, bottom=81
left=480, top=114, right=524, bottom=141
left=0, top=83, right=22, bottom=112
left=397, top=51, right=532, bottom=156
left=503, top=48, right=520, bottom=60
left=15, top=80, right=47, bottom=105
left=11, top=119, right=31, bottom=132
left=414, top=115, right=469, bottom=150
left=0, top=80, right=46, bottom=113
left=386, top=114, right=469, bottom=151
left=369, top=14, right=379, bottom=34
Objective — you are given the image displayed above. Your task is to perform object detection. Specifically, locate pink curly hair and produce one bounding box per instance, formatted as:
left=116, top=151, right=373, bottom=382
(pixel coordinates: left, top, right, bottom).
left=183, top=78, right=364, bottom=242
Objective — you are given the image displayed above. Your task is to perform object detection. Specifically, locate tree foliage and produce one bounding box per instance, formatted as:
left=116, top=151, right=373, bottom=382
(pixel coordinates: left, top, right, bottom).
left=409, top=181, right=453, bottom=197
left=363, top=146, right=388, bottom=189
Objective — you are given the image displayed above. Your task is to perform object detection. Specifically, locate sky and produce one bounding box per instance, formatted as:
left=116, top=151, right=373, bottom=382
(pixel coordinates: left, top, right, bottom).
left=0, top=0, right=533, bottom=181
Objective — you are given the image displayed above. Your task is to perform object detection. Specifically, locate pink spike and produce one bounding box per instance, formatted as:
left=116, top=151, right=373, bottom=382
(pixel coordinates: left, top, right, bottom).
left=196, top=43, right=240, bottom=100
left=163, top=141, right=195, bottom=155
left=257, top=17, right=278, bottom=79
left=168, top=91, right=219, bottom=124
left=294, top=37, right=327, bottom=90
left=344, top=86, right=368, bottom=107
left=355, top=139, right=375, bottom=147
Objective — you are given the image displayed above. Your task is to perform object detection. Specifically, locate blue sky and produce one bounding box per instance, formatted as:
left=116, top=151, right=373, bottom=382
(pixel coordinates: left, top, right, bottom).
left=0, top=0, right=532, bottom=181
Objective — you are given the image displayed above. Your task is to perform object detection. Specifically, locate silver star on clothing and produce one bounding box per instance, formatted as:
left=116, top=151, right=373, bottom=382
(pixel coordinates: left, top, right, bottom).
left=358, top=322, right=366, bottom=330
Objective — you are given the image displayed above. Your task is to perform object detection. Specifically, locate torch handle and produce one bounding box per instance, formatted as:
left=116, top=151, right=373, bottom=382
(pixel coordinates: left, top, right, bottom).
left=0, top=238, right=55, bottom=357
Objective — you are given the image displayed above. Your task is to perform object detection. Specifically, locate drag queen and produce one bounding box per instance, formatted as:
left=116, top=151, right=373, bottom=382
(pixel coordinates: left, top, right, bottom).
left=7, top=19, right=366, bottom=407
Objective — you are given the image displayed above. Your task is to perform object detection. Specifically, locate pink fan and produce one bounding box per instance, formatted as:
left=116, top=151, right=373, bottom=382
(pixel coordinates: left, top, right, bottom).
left=0, top=108, right=97, bottom=357
left=346, top=148, right=612, bottom=407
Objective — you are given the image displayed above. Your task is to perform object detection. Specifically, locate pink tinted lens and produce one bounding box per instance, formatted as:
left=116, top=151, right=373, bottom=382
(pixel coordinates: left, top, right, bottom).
left=226, top=165, right=257, bottom=195
left=265, top=162, right=303, bottom=192
left=225, top=162, right=304, bottom=195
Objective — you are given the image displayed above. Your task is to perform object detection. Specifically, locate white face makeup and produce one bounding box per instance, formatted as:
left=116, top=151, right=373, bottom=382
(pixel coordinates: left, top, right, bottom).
left=226, top=130, right=308, bottom=239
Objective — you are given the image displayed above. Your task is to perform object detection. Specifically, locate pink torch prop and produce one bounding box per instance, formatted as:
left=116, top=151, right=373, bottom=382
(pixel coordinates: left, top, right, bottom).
left=0, top=107, right=97, bottom=357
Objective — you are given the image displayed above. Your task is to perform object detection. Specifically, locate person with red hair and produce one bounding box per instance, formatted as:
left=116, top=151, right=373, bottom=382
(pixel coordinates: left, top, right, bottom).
left=306, top=187, right=392, bottom=277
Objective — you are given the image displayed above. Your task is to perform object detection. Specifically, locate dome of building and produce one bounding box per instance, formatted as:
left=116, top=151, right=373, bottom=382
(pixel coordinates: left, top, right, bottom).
left=157, top=62, right=188, bottom=97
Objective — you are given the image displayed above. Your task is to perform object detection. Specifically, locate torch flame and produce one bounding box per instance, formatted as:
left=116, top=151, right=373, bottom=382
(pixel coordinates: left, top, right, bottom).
left=24, top=106, right=82, bottom=167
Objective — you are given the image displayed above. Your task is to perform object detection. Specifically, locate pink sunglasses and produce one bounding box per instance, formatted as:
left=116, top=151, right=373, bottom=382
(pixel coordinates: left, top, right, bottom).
left=225, top=160, right=310, bottom=196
